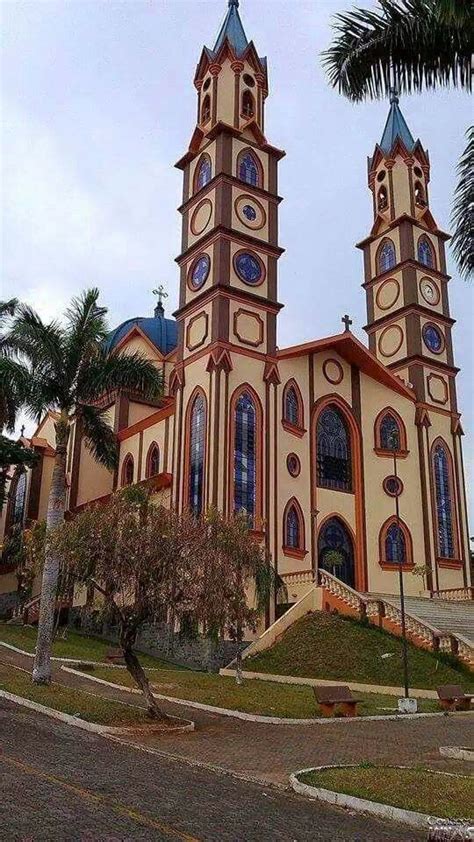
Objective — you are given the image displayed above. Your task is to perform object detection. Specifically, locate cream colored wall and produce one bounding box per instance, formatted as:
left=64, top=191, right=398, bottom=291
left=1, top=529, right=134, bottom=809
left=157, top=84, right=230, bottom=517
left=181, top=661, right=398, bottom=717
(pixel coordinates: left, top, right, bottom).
left=119, top=333, right=163, bottom=367
left=372, top=270, right=404, bottom=321
left=128, top=401, right=157, bottom=427
left=374, top=316, right=408, bottom=366
left=118, top=433, right=140, bottom=486
left=231, top=186, right=269, bottom=242
left=215, top=60, right=235, bottom=126
left=413, top=225, right=441, bottom=269
left=359, top=373, right=426, bottom=596
left=187, top=187, right=216, bottom=250
left=391, top=155, right=412, bottom=218
left=229, top=299, right=266, bottom=352
left=35, top=413, right=58, bottom=448
left=76, top=408, right=115, bottom=506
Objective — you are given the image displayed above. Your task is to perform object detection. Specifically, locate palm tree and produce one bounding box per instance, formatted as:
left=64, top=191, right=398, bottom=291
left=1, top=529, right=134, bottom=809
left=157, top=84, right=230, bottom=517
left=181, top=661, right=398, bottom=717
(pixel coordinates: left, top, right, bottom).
left=323, top=0, right=473, bottom=280
left=0, top=299, right=30, bottom=432
left=8, top=288, right=163, bottom=684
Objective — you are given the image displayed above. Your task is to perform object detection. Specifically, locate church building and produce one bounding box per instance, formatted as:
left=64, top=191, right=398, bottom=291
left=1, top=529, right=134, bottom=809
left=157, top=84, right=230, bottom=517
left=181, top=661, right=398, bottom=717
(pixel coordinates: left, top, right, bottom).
left=1, top=0, right=471, bottom=622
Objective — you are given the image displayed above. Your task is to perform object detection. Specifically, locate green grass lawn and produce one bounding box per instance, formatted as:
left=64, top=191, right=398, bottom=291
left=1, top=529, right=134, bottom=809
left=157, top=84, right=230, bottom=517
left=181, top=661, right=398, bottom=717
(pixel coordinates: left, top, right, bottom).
left=76, top=664, right=441, bottom=718
left=298, top=765, right=474, bottom=821
left=0, top=662, right=152, bottom=727
left=246, top=612, right=474, bottom=691
left=0, top=623, right=183, bottom=670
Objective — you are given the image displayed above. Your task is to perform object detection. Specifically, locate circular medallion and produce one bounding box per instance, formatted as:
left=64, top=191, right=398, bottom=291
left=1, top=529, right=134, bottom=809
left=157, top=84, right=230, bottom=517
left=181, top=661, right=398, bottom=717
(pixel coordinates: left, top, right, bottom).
left=235, top=194, right=266, bottom=230
left=190, top=199, right=212, bottom=236
left=419, top=277, right=440, bottom=306
left=286, top=453, right=301, bottom=478
left=378, top=324, right=404, bottom=358
left=188, top=254, right=210, bottom=290
left=375, top=278, right=400, bottom=311
left=233, top=250, right=265, bottom=286
left=422, top=322, right=444, bottom=354
left=322, top=358, right=344, bottom=385
left=383, top=475, right=404, bottom=498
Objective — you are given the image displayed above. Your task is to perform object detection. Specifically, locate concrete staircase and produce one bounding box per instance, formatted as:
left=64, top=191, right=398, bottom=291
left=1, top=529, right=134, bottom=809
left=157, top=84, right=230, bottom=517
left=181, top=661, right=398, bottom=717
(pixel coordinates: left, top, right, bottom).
left=377, top=595, right=474, bottom=646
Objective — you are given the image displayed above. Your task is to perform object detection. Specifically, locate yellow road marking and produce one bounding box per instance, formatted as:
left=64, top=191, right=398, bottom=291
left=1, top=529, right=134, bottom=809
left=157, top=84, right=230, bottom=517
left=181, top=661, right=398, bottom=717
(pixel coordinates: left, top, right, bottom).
left=0, top=752, right=200, bottom=842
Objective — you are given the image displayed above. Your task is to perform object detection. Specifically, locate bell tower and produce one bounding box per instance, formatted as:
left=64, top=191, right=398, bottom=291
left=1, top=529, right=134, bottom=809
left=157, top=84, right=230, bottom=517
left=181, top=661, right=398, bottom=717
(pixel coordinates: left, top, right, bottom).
left=171, top=0, right=285, bottom=563
left=358, top=93, right=471, bottom=589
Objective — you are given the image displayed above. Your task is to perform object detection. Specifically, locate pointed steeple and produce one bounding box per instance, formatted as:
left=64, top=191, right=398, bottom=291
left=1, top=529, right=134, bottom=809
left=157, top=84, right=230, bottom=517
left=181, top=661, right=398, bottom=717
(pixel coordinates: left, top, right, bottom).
left=379, top=89, right=415, bottom=155
left=213, top=0, right=249, bottom=56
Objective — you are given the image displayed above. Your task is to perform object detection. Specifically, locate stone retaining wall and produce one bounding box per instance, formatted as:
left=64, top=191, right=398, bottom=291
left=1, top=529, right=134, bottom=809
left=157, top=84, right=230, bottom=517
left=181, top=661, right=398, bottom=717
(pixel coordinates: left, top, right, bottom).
left=68, top=607, right=245, bottom=672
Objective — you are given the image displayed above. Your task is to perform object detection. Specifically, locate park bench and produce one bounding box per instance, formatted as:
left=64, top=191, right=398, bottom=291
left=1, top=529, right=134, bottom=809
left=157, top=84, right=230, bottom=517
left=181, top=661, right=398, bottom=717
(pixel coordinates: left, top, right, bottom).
left=313, top=685, right=361, bottom=718
left=104, top=647, right=125, bottom=665
left=436, top=684, right=473, bottom=712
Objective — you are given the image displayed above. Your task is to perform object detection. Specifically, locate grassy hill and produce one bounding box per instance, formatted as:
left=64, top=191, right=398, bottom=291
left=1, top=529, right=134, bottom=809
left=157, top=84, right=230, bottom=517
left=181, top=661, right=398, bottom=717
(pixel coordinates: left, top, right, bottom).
left=246, top=612, right=473, bottom=691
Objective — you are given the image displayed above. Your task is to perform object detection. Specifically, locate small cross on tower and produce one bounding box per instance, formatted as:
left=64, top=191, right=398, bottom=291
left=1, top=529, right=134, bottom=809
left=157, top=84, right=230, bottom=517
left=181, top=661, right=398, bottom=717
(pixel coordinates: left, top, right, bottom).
left=152, top=285, right=168, bottom=317
left=342, top=314, right=352, bottom=332
left=20, top=424, right=25, bottom=437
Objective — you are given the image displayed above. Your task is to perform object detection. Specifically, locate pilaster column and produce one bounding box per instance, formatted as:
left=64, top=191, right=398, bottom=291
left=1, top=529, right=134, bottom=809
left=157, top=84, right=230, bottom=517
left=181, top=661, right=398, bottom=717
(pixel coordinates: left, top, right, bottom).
left=231, top=61, right=244, bottom=128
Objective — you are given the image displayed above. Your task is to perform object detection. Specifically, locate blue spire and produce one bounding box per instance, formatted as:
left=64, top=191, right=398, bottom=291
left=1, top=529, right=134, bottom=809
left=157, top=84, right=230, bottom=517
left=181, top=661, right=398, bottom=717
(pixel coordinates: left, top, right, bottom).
left=213, top=0, right=249, bottom=56
left=379, top=89, right=415, bottom=155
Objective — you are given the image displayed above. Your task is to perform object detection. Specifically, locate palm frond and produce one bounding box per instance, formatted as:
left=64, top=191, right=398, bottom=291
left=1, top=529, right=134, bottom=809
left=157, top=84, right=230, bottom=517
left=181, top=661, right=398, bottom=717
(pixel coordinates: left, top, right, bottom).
left=64, top=288, right=109, bottom=387
left=322, top=0, right=472, bottom=102
left=77, top=347, right=163, bottom=404
left=9, top=304, right=65, bottom=375
left=0, top=357, right=31, bottom=432
left=80, top=404, right=118, bottom=470
left=0, top=299, right=18, bottom=326
left=451, top=126, right=474, bottom=281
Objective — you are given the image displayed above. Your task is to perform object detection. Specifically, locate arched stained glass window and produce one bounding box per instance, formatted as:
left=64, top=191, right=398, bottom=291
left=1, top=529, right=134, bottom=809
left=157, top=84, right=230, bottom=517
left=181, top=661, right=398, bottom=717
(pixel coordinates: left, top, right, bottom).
left=432, top=443, right=455, bottom=558
left=318, top=517, right=355, bottom=588
left=196, top=155, right=212, bottom=191
left=234, top=392, right=257, bottom=522
left=380, top=413, right=401, bottom=451
left=122, top=455, right=134, bottom=486
left=284, top=386, right=299, bottom=426
left=13, top=472, right=27, bottom=525
left=188, top=393, right=206, bottom=516
left=285, top=506, right=300, bottom=548
left=146, top=444, right=160, bottom=478
left=378, top=240, right=396, bottom=274
left=385, top=522, right=406, bottom=563
left=418, top=237, right=434, bottom=268
left=317, top=406, right=352, bottom=491
left=238, top=151, right=259, bottom=187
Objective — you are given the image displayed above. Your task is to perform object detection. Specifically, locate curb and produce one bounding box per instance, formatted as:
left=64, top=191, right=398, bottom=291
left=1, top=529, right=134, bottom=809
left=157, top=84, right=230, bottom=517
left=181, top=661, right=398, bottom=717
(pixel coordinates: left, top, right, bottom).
left=0, top=641, right=177, bottom=671
left=219, top=668, right=438, bottom=699
left=61, top=666, right=473, bottom=726
left=289, top=765, right=471, bottom=832
left=0, top=689, right=194, bottom=735
left=439, top=746, right=474, bottom=762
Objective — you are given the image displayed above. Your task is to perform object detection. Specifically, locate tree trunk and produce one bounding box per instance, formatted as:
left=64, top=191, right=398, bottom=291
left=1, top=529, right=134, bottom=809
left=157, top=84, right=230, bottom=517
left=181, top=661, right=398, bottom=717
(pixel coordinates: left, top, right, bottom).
left=32, top=416, right=69, bottom=685
left=119, top=620, right=168, bottom=720
left=235, top=621, right=243, bottom=685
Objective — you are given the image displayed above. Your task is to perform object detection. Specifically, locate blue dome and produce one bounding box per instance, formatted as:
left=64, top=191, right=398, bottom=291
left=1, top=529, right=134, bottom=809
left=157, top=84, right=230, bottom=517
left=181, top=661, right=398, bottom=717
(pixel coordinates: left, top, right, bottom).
left=106, top=311, right=178, bottom=356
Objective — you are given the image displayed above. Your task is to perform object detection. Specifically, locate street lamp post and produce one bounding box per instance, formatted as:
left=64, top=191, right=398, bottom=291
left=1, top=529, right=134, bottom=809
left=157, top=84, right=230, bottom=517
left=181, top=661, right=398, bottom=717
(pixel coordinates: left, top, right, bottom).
left=390, top=438, right=410, bottom=700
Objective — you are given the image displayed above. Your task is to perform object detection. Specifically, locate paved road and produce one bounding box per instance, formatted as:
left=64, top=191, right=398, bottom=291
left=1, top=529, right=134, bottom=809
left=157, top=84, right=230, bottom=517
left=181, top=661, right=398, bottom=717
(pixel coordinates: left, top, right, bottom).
left=0, top=699, right=425, bottom=842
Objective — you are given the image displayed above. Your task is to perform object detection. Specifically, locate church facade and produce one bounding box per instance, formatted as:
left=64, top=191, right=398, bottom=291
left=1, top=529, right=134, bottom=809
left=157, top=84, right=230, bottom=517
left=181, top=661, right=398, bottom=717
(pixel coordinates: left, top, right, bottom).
left=1, top=0, right=471, bottom=617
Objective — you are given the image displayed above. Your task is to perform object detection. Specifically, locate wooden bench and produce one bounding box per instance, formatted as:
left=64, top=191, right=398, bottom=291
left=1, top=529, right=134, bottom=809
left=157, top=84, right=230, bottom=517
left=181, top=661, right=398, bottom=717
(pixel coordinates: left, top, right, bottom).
left=104, top=647, right=125, bottom=665
left=313, top=685, right=361, bottom=718
left=437, top=684, right=473, bottom=712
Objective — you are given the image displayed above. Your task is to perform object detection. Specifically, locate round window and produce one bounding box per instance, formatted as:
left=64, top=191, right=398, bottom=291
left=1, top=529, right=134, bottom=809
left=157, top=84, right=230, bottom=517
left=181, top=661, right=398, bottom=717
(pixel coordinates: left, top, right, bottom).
left=242, top=204, right=257, bottom=221
left=189, top=254, right=210, bottom=290
left=383, top=476, right=403, bottom=497
left=287, top=453, right=301, bottom=477
left=423, top=323, right=444, bottom=354
left=234, top=251, right=263, bottom=285
left=243, top=73, right=255, bottom=87
left=414, top=165, right=423, bottom=178
left=377, top=169, right=386, bottom=182
left=203, top=78, right=211, bottom=91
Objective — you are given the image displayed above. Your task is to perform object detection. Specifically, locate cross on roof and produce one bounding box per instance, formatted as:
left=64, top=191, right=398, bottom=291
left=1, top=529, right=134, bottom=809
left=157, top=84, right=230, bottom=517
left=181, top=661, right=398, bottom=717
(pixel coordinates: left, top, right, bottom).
left=152, top=285, right=168, bottom=316
left=342, top=314, right=352, bottom=332
left=20, top=424, right=25, bottom=437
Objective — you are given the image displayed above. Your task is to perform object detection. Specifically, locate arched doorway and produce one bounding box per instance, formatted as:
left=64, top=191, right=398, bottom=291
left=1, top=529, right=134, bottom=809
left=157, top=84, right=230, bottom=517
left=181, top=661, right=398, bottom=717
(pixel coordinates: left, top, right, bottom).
left=318, top=516, right=355, bottom=588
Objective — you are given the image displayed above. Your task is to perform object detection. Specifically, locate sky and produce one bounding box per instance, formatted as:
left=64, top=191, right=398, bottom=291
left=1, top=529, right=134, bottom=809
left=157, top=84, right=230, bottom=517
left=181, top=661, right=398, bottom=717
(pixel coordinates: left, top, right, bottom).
left=1, top=0, right=472, bottom=519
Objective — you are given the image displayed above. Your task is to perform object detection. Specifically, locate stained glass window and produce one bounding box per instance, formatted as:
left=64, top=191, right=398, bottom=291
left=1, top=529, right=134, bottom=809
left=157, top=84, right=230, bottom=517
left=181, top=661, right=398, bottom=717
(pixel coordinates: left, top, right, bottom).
left=318, top=517, right=355, bottom=588
left=285, top=506, right=300, bottom=548
left=242, top=204, right=256, bottom=221
left=238, top=152, right=259, bottom=187
left=423, top=323, right=443, bottom=353
left=234, top=392, right=256, bottom=522
left=235, top=252, right=262, bottom=285
left=317, top=407, right=352, bottom=491
left=385, top=522, right=406, bottom=563
left=196, top=155, right=212, bottom=190
left=13, top=472, right=27, bottom=525
left=188, top=393, right=206, bottom=516
left=123, top=455, right=134, bottom=486
left=433, top=443, right=455, bottom=558
left=284, top=386, right=299, bottom=426
left=380, top=412, right=400, bottom=450
left=147, top=444, right=160, bottom=478
left=418, top=237, right=434, bottom=268
left=378, top=240, right=396, bottom=274
left=190, top=255, right=210, bottom=290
